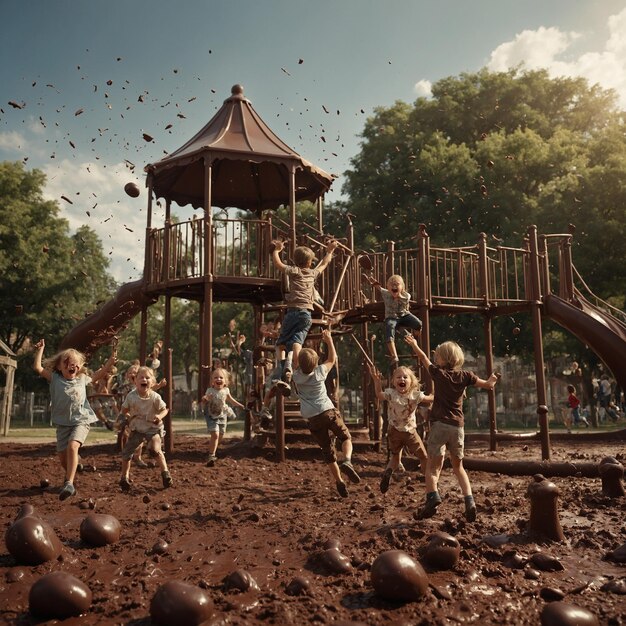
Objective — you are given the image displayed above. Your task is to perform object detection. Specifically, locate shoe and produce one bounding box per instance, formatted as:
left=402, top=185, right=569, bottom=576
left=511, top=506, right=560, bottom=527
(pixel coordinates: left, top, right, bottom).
left=465, top=502, right=477, bottom=522
left=59, top=481, right=76, bottom=501
left=281, top=368, right=292, bottom=384
left=380, top=467, right=393, bottom=493
left=206, top=455, right=217, bottom=467
left=336, top=481, right=349, bottom=498
left=119, top=477, right=131, bottom=492
left=134, top=458, right=149, bottom=469
left=273, top=380, right=291, bottom=397
left=416, top=494, right=442, bottom=519
left=258, top=407, right=273, bottom=430
left=105, top=420, right=114, bottom=431
left=340, top=460, right=361, bottom=484
left=162, top=471, right=173, bottom=488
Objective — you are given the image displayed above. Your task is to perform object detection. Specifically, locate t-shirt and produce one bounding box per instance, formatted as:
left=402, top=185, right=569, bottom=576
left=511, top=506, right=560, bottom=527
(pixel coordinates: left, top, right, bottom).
left=203, top=387, right=231, bottom=424
left=50, top=371, right=98, bottom=426
left=292, top=364, right=335, bottom=418
left=380, top=288, right=411, bottom=319
left=568, top=393, right=580, bottom=409
left=383, top=388, right=425, bottom=432
left=122, top=388, right=167, bottom=434
left=284, top=265, right=321, bottom=310
left=428, top=364, right=478, bottom=428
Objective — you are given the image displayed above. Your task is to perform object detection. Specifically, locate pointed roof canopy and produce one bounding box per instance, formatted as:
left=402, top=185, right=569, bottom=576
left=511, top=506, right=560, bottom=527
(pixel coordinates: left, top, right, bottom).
left=145, top=85, right=334, bottom=211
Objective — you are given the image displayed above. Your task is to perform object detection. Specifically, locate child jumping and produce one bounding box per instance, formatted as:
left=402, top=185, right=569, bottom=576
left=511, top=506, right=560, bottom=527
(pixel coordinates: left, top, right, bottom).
left=364, top=274, right=422, bottom=367
left=119, top=366, right=171, bottom=491
left=271, top=237, right=338, bottom=394
left=202, top=367, right=244, bottom=466
left=368, top=363, right=433, bottom=493
left=405, top=335, right=498, bottom=521
left=293, top=329, right=361, bottom=498
left=33, top=338, right=118, bottom=500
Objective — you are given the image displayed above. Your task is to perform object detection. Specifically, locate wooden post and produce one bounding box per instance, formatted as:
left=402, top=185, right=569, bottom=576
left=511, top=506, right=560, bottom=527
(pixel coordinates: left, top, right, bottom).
left=483, top=314, right=498, bottom=451
left=164, top=296, right=173, bottom=454
left=163, top=199, right=171, bottom=282
left=289, top=166, right=296, bottom=255
left=202, top=159, right=214, bottom=396
left=561, top=235, right=575, bottom=302
left=275, top=393, right=286, bottom=462
left=317, top=196, right=323, bottom=233
left=139, top=306, right=148, bottom=364
left=417, top=225, right=431, bottom=392
left=528, top=225, right=550, bottom=460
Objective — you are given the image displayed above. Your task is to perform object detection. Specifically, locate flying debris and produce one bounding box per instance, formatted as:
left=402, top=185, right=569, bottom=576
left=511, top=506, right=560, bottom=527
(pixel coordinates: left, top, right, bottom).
left=61, top=195, right=73, bottom=204
left=142, top=133, right=154, bottom=142
left=74, top=108, right=84, bottom=116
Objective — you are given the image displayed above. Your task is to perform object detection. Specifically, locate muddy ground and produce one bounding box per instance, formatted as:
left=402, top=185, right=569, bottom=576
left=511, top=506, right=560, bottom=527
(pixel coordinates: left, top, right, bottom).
left=1, top=432, right=625, bottom=625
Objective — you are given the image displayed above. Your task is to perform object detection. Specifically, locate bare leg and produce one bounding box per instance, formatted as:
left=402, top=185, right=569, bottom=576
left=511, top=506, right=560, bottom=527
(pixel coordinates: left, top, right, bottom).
left=121, top=457, right=131, bottom=481
left=387, top=340, right=398, bottom=362
left=449, top=455, right=472, bottom=496
left=152, top=436, right=168, bottom=472
left=60, top=440, right=81, bottom=484
left=208, top=431, right=220, bottom=456
left=425, top=453, right=444, bottom=494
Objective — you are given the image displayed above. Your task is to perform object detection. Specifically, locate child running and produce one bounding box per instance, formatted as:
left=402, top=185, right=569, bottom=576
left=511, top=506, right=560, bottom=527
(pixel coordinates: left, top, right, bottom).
left=368, top=364, right=433, bottom=493
left=364, top=274, right=422, bottom=367
left=405, top=335, right=499, bottom=521
left=271, top=237, right=338, bottom=394
left=33, top=338, right=118, bottom=500
left=119, top=366, right=171, bottom=491
left=202, top=367, right=244, bottom=466
left=292, top=329, right=361, bottom=498
left=567, top=384, right=589, bottom=428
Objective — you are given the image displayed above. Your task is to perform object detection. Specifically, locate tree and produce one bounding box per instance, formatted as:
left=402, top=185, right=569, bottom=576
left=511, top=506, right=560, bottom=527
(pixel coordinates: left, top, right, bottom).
left=0, top=162, right=116, bottom=385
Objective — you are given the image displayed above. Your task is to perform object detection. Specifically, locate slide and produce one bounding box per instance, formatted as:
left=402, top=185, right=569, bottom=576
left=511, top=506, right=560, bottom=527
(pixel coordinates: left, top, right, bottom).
left=543, top=291, right=626, bottom=390
left=59, top=279, right=157, bottom=356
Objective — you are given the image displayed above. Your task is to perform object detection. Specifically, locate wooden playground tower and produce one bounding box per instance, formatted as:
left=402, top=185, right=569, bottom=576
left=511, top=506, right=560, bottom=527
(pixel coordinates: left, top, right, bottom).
left=62, top=85, right=626, bottom=461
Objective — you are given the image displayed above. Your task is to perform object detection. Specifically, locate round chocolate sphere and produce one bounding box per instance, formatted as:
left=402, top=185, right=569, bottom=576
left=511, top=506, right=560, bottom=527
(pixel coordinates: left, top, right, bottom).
left=79, top=514, right=121, bottom=547
left=540, top=601, right=599, bottom=626
left=223, top=569, right=260, bottom=592
left=421, top=531, right=461, bottom=570
left=124, top=182, right=140, bottom=198
left=285, top=575, right=312, bottom=596
left=317, top=548, right=353, bottom=574
left=5, top=515, right=63, bottom=565
left=371, top=550, right=428, bottom=602
left=29, top=571, right=92, bottom=619
left=150, top=581, right=213, bottom=626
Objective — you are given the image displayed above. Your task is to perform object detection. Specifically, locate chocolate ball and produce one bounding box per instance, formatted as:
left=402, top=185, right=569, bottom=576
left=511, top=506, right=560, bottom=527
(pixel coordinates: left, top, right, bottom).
left=540, top=601, right=599, bottom=626
left=317, top=548, right=353, bottom=574
left=530, top=552, right=564, bottom=572
left=150, top=581, right=213, bottom=626
left=285, top=575, right=312, bottom=596
left=371, top=550, right=429, bottom=602
left=15, top=504, right=36, bottom=521
left=5, top=515, right=63, bottom=565
left=124, top=182, right=140, bottom=198
left=421, top=532, right=460, bottom=570
left=29, top=571, right=92, bottom=619
left=223, top=569, right=260, bottom=592
left=323, top=537, right=341, bottom=551
left=79, top=514, right=121, bottom=547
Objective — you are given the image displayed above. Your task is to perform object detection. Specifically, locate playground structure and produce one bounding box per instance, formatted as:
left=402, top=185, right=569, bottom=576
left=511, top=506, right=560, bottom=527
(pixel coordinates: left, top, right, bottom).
left=60, top=85, right=626, bottom=461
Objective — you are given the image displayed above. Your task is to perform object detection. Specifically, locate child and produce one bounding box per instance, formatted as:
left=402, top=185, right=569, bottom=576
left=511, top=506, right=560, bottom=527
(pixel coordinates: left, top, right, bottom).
left=364, top=274, right=422, bottom=366
left=368, top=364, right=433, bottom=493
left=202, top=368, right=244, bottom=466
left=271, top=238, right=338, bottom=394
left=566, top=384, right=589, bottom=428
left=33, top=338, right=118, bottom=500
left=405, top=335, right=498, bottom=521
left=292, top=329, right=361, bottom=498
left=119, top=366, right=171, bottom=491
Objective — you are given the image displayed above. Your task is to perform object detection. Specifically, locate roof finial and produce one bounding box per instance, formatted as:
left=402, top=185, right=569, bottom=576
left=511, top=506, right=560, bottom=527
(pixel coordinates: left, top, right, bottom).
left=231, top=84, right=244, bottom=96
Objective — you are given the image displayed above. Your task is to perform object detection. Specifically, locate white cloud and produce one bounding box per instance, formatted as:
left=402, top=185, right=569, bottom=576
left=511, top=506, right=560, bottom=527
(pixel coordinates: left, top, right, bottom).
left=0, top=130, right=30, bottom=153
left=413, top=79, right=432, bottom=98
left=486, top=8, right=626, bottom=108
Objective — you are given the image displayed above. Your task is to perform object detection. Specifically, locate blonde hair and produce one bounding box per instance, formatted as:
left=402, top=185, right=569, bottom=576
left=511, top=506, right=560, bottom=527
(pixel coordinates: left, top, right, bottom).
left=135, top=366, right=156, bottom=383
left=125, top=363, right=140, bottom=382
left=434, top=341, right=465, bottom=370
left=391, top=365, right=420, bottom=393
left=387, top=274, right=405, bottom=290
left=298, top=348, right=319, bottom=375
left=211, top=367, right=230, bottom=385
left=43, top=348, right=86, bottom=373
left=293, top=246, right=316, bottom=268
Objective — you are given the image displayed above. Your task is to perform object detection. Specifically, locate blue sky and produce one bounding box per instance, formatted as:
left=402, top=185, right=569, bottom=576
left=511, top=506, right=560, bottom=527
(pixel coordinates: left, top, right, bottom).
left=2, top=0, right=626, bottom=282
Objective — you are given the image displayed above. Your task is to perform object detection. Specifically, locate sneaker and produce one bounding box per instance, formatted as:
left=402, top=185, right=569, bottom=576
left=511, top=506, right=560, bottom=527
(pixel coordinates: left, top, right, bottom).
left=134, top=458, right=149, bottom=469
left=258, top=407, right=273, bottom=430
left=119, top=477, right=131, bottom=492
left=340, top=460, right=361, bottom=484
left=380, top=467, right=393, bottom=493
left=336, top=480, right=349, bottom=498
left=59, top=481, right=76, bottom=501
left=465, top=496, right=477, bottom=522
left=273, top=380, right=291, bottom=397
left=416, top=494, right=442, bottom=519
left=162, top=471, right=173, bottom=488
left=206, top=454, right=217, bottom=467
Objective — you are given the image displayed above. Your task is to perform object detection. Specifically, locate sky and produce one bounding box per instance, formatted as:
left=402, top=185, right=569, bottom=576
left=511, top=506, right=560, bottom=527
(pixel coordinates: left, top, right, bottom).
left=2, top=0, right=626, bottom=284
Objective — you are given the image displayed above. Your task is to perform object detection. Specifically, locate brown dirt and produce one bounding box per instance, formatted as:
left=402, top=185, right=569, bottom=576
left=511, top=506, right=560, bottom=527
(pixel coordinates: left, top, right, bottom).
left=1, top=433, right=625, bottom=625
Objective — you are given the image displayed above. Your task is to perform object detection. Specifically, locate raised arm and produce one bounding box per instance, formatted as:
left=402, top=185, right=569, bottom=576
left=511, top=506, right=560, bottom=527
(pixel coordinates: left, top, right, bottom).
left=320, top=329, right=336, bottom=371
left=362, top=273, right=383, bottom=296
left=33, top=339, right=51, bottom=382
left=475, top=372, right=500, bottom=390
left=226, top=392, right=245, bottom=410
left=367, top=363, right=386, bottom=401
left=91, top=340, right=118, bottom=385
left=271, top=239, right=288, bottom=272
left=404, top=335, right=431, bottom=369
left=314, top=239, right=339, bottom=274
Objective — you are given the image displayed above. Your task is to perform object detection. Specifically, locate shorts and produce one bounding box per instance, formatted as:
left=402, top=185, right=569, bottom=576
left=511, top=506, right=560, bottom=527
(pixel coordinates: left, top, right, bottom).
left=387, top=427, right=427, bottom=461
left=122, top=429, right=162, bottom=460
left=276, top=308, right=312, bottom=352
left=426, top=421, right=465, bottom=459
left=385, top=313, right=422, bottom=342
left=308, top=408, right=351, bottom=463
left=205, top=415, right=227, bottom=435
left=55, top=423, right=91, bottom=452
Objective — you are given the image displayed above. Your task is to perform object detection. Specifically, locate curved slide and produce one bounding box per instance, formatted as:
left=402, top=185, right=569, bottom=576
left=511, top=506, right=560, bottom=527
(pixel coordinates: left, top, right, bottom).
left=543, top=292, right=626, bottom=390
left=60, top=279, right=157, bottom=356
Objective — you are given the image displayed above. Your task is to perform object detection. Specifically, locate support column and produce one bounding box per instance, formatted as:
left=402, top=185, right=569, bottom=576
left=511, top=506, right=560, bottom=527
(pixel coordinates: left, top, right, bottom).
left=289, top=166, right=297, bottom=256
left=202, top=159, right=214, bottom=396
left=164, top=295, right=173, bottom=454
left=139, top=306, right=148, bottom=365
left=417, top=225, right=431, bottom=392
left=483, top=315, right=498, bottom=451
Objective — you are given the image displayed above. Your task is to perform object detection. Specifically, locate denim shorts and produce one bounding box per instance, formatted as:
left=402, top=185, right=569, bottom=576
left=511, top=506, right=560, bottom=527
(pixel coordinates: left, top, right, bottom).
left=205, top=415, right=227, bottom=435
left=385, top=312, right=422, bottom=342
left=276, top=308, right=312, bottom=351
